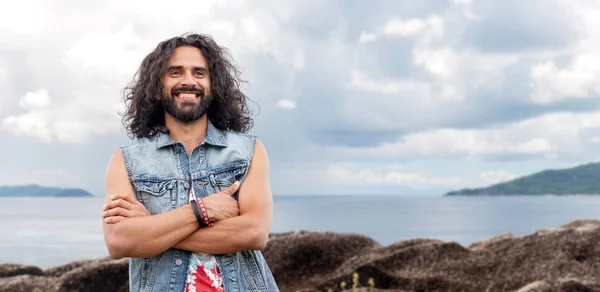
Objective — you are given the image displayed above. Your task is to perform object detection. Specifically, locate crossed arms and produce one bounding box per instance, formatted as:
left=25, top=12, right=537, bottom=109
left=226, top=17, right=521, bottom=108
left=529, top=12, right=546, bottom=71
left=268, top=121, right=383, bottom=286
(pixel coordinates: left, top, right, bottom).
left=101, top=139, right=273, bottom=259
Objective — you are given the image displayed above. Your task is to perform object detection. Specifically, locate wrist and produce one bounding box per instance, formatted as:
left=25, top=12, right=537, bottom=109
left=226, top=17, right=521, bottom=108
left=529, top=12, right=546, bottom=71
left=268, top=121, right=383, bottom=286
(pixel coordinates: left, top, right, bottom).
left=197, top=198, right=213, bottom=227
left=190, top=200, right=209, bottom=228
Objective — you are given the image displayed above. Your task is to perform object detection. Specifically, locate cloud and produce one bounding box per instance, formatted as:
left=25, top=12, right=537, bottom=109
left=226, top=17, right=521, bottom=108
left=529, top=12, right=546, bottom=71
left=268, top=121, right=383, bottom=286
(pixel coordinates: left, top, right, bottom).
left=332, top=129, right=555, bottom=160
left=62, top=24, right=146, bottom=78
left=2, top=0, right=600, bottom=196
left=328, top=110, right=600, bottom=161
left=526, top=1, right=600, bottom=104
left=347, top=70, right=430, bottom=96
left=3, top=111, right=53, bottom=142
left=0, top=0, right=47, bottom=35
left=358, top=15, right=444, bottom=43
left=451, top=0, right=478, bottom=19
left=479, top=170, right=518, bottom=185
left=3, top=89, right=121, bottom=144
left=529, top=53, right=600, bottom=104
left=324, top=165, right=462, bottom=186
left=276, top=99, right=297, bottom=109
left=18, top=89, right=51, bottom=108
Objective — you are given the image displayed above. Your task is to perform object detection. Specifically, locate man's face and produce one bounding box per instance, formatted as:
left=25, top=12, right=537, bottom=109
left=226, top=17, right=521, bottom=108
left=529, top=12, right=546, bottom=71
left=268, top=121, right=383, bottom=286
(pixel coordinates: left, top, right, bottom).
left=159, top=45, right=212, bottom=123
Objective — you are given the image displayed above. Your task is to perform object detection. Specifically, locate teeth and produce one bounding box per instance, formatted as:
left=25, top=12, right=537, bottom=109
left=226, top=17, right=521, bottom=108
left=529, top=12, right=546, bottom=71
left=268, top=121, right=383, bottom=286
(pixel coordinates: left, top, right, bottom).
left=178, top=93, right=196, bottom=99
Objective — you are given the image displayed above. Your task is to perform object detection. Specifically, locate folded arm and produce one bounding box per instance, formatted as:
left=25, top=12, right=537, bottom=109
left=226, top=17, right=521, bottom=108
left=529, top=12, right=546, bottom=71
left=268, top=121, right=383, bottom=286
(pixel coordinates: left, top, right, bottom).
left=172, top=139, right=274, bottom=254
left=102, top=150, right=200, bottom=259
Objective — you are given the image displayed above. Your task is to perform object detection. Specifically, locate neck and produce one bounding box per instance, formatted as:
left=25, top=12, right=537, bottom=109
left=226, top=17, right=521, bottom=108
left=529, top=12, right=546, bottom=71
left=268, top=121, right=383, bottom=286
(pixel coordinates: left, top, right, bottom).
left=164, top=113, right=208, bottom=156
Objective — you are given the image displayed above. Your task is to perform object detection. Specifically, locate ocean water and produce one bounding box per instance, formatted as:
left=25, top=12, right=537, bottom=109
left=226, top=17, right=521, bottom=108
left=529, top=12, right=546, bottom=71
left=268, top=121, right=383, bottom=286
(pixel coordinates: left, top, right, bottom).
left=1, top=195, right=599, bottom=268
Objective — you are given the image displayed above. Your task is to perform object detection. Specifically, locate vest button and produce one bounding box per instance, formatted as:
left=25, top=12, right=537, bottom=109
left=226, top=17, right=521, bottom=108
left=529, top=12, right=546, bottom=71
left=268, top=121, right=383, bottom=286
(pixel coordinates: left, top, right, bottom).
left=184, top=182, right=190, bottom=188
left=153, top=185, right=159, bottom=192
left=173, top=145, right=180, bottom=153
left=175, top=259, right=183, bottom=266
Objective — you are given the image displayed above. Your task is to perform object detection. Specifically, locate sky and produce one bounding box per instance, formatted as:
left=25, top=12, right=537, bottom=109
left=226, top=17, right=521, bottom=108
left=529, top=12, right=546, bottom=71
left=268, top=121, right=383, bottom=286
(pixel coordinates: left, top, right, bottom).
left=1, top=0, right=600, bottom=196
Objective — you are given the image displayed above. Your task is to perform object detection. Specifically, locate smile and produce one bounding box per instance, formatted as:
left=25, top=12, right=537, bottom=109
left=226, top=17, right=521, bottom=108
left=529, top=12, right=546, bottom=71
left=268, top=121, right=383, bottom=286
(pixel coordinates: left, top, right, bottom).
left=176, top=92, right=199, bottom=100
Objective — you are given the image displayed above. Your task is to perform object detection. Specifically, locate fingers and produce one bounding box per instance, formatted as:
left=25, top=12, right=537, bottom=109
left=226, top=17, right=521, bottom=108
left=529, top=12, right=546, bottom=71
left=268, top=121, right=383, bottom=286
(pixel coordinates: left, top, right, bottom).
left=221, top=181, right=240, bottom=196
left=104, top=216, right=126, bottom=224
left=102, top=198, right=134, bottom=212
left=108, top=193, right=137, bottom=204
left=102, top=206, right=131, bottom=218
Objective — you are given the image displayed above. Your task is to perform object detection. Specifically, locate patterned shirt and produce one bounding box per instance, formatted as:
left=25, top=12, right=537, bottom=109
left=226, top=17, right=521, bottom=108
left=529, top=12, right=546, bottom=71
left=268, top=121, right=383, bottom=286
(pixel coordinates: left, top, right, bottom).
left=185, top=188, right=224, bottom=292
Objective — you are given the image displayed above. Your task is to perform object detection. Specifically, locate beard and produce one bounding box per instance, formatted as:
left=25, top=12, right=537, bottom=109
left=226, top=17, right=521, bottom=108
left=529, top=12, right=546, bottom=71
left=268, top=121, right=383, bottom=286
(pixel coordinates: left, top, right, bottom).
left=161, top=86, right=213, bottom=123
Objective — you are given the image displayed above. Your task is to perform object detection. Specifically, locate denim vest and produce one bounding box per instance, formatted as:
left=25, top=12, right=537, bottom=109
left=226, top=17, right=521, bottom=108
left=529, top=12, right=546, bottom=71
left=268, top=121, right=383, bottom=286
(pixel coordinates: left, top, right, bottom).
left=120, top=120, right=279, bottom=292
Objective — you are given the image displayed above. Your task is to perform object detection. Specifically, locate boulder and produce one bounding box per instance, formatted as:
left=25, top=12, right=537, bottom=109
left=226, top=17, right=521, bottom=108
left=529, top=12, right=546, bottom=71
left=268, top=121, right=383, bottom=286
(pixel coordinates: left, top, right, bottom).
left=2, top=219, right=600, bottom=291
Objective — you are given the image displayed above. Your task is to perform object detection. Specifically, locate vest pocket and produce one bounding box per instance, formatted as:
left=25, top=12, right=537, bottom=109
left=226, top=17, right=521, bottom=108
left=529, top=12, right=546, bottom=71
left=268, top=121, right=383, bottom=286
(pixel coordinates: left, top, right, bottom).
left=133, top=180, right=176, bottom=215
left=209, top=162, right=248, bottom=193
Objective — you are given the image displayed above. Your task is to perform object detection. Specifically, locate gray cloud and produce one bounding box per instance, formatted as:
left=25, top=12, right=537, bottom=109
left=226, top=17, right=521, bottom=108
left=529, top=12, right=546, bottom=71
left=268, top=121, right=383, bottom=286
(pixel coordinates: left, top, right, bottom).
left=464, top=0, right=581, bottom=52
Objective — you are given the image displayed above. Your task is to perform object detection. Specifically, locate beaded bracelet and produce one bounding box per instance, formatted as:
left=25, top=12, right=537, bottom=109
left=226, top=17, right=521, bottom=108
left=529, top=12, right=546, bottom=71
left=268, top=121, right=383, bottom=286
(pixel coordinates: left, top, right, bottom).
left=196, top=198, right=214, bottom=227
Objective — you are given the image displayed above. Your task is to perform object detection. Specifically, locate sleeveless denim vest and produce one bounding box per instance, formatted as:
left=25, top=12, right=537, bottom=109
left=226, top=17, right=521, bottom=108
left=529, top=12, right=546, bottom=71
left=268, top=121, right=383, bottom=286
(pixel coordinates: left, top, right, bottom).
left=120, top=120, right=279, bottom=292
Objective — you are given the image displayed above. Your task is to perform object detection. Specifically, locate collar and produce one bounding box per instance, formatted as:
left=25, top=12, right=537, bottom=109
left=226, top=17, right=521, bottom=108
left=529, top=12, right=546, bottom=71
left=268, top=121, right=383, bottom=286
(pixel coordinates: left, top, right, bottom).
left=154, top=119, right=228, bottom=150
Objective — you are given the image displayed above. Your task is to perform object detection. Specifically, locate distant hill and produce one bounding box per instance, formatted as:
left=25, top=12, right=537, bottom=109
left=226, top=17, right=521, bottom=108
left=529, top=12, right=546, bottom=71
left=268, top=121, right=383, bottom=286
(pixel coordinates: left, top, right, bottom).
left=0, top=185, right=94, bottom=197
left=445, top=162, right=600, bottom=196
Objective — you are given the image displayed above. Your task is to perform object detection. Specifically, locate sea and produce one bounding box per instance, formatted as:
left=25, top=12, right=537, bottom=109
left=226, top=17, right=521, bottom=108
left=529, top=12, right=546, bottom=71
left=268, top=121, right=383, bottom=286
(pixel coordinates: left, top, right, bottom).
left=1, top=195, right=599, bottom=269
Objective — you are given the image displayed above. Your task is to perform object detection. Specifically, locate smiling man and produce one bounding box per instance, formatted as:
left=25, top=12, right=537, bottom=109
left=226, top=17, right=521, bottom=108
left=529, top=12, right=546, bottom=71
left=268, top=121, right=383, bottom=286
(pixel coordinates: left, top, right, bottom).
left=101, top=33, right=279, bottom=292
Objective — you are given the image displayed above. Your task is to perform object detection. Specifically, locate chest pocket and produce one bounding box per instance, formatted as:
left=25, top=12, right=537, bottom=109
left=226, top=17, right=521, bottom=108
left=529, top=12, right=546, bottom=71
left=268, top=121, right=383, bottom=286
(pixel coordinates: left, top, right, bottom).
left=133, top=180, right=176, bottom=215
left=208, top=162, right=248, bottom=196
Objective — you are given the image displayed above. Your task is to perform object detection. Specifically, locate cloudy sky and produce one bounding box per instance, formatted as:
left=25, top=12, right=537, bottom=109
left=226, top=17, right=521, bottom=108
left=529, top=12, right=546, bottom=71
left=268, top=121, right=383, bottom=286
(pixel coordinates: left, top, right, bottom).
left=1, top=0, right=600, bottom=196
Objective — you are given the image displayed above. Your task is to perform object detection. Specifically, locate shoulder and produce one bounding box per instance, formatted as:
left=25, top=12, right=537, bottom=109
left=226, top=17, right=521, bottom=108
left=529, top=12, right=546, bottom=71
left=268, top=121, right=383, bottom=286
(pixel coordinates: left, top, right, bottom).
left=218, top=130, right=269, bottom=165
left=120, top=135, right=158, bottom=152
left=221, top=130, right=256, bottom=146
left=220, top=130, right=259, bottom=156
left=112, top=135, right=159, bottom=178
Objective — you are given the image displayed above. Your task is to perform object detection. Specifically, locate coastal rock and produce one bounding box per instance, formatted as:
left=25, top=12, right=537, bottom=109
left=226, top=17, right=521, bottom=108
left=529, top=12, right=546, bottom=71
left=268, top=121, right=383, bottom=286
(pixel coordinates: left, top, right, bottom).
left=52, top=258, right=129, bottom=292
left=0, top=258, right=128, bottom=292
left=263, top=230, right=381, bottom=291
left=0, top=264, right=44, bottom=278
left=2, top=219, right=600, bottom=291
left=44, top=257, right=114, bottom=277
left=269, top=219, right=600, bottom=291
left=468, top=232, right=515, bottom=250
left=0, top=275, right=54, bottom=292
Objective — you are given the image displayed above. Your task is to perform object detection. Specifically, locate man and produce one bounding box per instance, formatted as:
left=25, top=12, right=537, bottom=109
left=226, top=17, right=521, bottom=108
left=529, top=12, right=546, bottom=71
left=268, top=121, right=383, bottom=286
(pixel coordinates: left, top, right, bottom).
left=101, top=33, right=279, bottom=292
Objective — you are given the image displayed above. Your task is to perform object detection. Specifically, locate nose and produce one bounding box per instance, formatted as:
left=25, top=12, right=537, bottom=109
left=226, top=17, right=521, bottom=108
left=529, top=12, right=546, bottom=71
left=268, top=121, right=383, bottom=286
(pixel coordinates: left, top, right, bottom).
left=181, top=71, right=196, bottom=87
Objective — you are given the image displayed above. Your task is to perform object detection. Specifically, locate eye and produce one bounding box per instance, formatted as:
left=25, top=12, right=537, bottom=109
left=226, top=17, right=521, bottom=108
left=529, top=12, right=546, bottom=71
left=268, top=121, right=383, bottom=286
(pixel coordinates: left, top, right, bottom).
left=195, top=70, right=205, bottom=76
left=170, top=70, right=181, bottom=76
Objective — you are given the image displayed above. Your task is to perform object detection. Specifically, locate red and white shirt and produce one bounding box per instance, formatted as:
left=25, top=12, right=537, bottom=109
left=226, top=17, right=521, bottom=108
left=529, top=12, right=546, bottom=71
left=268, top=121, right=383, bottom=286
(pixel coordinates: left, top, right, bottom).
left=185, top=188, right=224, bottom=292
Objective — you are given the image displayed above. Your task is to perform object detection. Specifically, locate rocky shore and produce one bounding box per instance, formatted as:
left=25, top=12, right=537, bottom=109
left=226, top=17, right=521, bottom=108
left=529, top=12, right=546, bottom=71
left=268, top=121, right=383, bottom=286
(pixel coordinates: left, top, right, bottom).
left=2, top=219, right=600, bottom=291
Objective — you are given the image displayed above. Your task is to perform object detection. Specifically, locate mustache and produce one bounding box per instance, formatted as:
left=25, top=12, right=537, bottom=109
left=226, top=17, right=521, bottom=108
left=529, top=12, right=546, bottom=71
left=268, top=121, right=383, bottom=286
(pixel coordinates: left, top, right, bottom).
left=171, top=87, right=205, bottom=97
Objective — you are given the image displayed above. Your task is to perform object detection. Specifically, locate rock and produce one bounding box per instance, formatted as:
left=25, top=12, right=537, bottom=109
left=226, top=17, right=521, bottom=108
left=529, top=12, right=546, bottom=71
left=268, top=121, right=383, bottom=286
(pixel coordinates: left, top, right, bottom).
left=44, top=257, right=114, bottom=277
left=0, top=258, right=128, bottom=292
left=266, top=220, right=600, bottom=291
left=0, top=275, right=55, bottom=292
left=0, top=264, right=44, bottom=278
left=3, top=219, right=600, bottom=291
left=468, top=232, right=515, bottom=250
left=53, top=258, right=129, bottom=292
left=263, top=230, right=381, bottom=291
left=516, top=277, right=600, bottom=292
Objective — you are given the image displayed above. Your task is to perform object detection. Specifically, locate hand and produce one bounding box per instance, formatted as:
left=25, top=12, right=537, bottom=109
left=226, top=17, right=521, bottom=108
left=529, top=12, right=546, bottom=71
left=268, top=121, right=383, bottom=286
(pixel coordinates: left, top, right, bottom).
left=202, top=181, right=241, bottom=223
left=102, top=194, right=150, bottom=224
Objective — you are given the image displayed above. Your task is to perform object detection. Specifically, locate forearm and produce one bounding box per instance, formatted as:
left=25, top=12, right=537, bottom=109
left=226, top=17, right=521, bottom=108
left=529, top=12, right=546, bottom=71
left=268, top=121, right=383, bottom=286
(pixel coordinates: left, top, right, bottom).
left=173, top=213, right=269, bottom=254
left=105, top=204, right=199, bottom=258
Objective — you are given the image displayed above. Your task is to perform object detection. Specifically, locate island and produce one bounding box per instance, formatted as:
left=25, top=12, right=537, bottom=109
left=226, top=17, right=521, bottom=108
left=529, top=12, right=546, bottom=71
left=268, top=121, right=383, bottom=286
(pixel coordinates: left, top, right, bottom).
left=0, top=184, right=94, bottom=197
left=445, top=161, right=600, bottom=196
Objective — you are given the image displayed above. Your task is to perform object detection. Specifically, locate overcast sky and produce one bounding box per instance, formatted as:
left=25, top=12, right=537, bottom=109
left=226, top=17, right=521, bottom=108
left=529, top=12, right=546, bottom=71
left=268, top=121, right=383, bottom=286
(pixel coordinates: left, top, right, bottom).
left=1, top=0, right=600, bottom=196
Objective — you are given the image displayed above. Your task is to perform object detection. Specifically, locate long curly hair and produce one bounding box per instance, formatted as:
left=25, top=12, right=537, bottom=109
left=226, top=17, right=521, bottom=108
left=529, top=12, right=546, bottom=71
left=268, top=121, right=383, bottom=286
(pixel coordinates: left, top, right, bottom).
left=121, top=33, right=254, bottom=139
